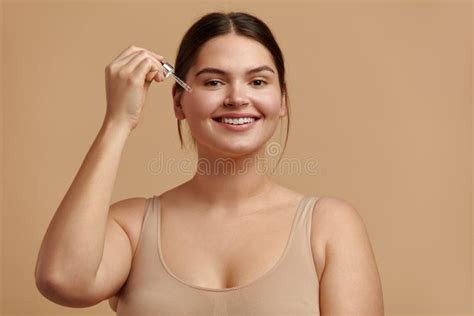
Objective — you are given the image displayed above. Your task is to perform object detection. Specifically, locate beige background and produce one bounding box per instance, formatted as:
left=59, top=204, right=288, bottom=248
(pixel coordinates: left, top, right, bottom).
left=1, top=0, right=472, bottom=315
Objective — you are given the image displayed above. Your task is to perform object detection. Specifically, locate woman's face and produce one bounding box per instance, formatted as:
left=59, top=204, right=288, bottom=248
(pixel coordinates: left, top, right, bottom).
left=173, top=33, right=287, bottom=158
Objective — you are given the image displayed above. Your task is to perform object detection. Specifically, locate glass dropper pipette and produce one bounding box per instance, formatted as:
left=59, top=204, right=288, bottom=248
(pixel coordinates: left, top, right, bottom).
left=160, top=60, right=193, bottom=93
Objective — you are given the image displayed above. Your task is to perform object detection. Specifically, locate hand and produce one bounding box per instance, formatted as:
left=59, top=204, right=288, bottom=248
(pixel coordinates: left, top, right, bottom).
left=103, top=45, right=166, bottom=131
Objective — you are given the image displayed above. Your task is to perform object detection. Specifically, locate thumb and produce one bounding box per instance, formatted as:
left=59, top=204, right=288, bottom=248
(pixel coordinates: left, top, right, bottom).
left=144, top=78, right=152, bottom=91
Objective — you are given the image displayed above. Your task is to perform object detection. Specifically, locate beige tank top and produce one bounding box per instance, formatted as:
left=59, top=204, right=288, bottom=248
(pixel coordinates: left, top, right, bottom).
left=115, top=195, right=321, bottom=315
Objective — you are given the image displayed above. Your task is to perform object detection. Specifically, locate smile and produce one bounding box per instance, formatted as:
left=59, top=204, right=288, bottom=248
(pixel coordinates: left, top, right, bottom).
left=212, top=117, right=261, bottom=131
left=214, top=117, right=258, bottom=125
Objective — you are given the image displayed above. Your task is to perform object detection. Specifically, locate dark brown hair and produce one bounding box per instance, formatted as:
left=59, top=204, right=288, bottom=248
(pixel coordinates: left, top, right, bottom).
left=173, top=11, right=290, bottom=167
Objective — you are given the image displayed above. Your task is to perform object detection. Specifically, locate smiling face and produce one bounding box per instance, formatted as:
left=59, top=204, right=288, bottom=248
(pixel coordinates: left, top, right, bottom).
left=172, top=33, right=287, bottom=158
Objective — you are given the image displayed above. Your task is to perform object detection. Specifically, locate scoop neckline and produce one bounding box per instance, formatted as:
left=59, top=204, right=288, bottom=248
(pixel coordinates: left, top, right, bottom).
left=153, top=194, right=308, bottom=292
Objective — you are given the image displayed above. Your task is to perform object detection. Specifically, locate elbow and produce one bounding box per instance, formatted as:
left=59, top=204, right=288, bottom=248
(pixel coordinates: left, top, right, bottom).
left=35, top=273, right=100, bottom=308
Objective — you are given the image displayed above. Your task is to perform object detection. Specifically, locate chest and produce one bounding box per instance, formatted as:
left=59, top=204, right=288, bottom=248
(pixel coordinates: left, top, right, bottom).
left=159, top=206, right=311, bottom=290
left=110, top=196, right=328, bottom=312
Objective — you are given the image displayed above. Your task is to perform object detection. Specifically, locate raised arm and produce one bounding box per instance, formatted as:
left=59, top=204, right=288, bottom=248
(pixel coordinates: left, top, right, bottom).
left=34, top=46, right=166, bottom=307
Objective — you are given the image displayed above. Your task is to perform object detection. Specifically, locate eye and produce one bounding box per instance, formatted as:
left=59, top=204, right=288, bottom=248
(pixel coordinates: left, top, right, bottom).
left=204, top=80, right=222, bottom=87
left=252, top=79, right=267, bottom=87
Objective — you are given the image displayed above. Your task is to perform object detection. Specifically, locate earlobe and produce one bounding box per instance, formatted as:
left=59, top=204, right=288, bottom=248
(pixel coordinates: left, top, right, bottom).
left=280, top=104, right=287, bottom=118
left=280, top=85, right=288, bottom=117
left=174, top=104, right=185, bottom=120
left=280, top=94, right=288, bottom=118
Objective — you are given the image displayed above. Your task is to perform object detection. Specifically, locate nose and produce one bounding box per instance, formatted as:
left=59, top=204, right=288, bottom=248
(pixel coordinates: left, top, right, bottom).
left=223, top=84, right=250, bottom=108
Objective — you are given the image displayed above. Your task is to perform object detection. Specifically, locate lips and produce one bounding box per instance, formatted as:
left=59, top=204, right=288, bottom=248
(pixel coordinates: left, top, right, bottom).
left=212, top=116, right=260, bottom=131
left=212, top=113, right=261, bottom=120
left=212, top=117, right=261, bottom=122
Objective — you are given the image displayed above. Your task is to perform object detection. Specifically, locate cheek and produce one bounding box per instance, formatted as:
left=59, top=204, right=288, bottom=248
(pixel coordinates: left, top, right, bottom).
left=254, top=93, right=282, bottom=117
left=183, top=92, right=217, bottom=118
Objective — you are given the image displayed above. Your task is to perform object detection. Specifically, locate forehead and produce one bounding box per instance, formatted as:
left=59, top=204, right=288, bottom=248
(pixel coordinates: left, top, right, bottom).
left=192, top=34, right=275, bottom=69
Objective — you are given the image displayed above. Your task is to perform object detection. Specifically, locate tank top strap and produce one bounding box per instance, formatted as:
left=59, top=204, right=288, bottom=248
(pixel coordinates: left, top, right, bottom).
left=293, top=196, right=321, bottom=232
left=130, top=196, right=156, bottom=261
left=287, top=196, right=321, bottom=258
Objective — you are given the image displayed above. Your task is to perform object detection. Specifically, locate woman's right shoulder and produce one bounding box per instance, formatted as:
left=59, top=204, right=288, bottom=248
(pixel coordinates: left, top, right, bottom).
left=108, top=196, right=154, bottom=254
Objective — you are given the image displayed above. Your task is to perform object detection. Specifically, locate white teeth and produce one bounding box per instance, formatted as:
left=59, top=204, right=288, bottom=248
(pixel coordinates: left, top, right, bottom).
left=220, top=117, right=256, bottom=125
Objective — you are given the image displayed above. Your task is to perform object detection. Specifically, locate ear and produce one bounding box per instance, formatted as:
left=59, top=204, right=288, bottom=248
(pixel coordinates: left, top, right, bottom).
left=279, top=84, right=288, bottom=118
left=172, top=84, right=186, bottom=120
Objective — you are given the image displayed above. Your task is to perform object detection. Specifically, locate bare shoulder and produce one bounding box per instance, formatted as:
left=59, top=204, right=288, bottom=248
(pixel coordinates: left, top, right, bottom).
left=310, top=196, right=373, bottom=281
left=311, top=196, right=384, bottom=314
left=108, top=197, right=149, bottom=258
left=312, top=196, right=367, bottom=231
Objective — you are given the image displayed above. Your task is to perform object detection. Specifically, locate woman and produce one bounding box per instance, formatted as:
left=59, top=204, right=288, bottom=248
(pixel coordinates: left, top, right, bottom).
left=35, top=11, right=384, bottom=315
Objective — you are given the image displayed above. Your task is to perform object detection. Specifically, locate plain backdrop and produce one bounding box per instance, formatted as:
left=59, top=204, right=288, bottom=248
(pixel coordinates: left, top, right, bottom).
left=1, top=0, right=472, bottom=315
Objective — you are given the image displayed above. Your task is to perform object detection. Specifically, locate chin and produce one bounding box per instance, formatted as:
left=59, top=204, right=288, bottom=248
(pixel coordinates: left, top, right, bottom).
left=202, top=140, right=264, bottom=159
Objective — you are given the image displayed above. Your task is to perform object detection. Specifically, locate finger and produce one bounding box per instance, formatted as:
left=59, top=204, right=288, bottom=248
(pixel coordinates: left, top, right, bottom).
left=148, top=50, right=165, bottom=63
left=116, top=47, right=164, bottom=65
left=154, top=71, right=164, bottom=82
left=108, top=48, right=142, bottom=71
left=134, top=58, right=161, bottom=83
left=122, top=51, right=163, bottom=76
left=147, top=70, right=162, bottom=82
left=115, top=49, right=163, bottom=70
left=113, top=45, right=138, bottom=61
left=145, top=65, right=160, bottom=82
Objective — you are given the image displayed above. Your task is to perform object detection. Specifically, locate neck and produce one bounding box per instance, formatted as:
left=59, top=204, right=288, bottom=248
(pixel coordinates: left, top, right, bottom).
left=183, top=145, right=277, bottom=210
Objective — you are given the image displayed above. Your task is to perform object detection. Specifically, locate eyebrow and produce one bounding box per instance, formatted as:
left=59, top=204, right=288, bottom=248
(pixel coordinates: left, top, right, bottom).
left=195, top=65, right=275, bottom=78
